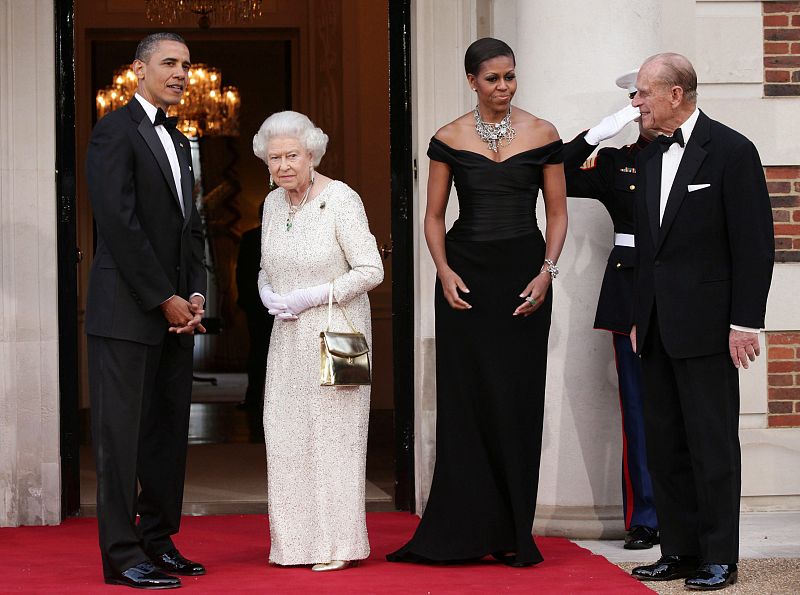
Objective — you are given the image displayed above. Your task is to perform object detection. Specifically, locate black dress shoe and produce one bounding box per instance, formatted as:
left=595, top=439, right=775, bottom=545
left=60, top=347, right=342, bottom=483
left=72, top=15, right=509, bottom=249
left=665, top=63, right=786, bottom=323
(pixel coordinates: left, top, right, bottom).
left=106, top=561, right=181, bottom=589
left=153, top=549, right=206, bottom=576
left=624, top=526, right=660, bottom=550
left=685, top=563, right=738, bottom=590
left=631, top=555, right=700, bottom=581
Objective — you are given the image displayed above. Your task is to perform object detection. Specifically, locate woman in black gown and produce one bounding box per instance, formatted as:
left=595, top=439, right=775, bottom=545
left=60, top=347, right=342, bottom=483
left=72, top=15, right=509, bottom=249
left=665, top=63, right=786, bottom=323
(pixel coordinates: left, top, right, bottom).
left=387, top=38, right=567, bottom=567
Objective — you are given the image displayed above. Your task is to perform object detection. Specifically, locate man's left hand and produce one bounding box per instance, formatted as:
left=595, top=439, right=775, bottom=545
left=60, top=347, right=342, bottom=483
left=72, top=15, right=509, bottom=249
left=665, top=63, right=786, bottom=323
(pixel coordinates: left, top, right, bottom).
left=169, top=296, right=207, bottom=335
left=729, top=329, right=760, bottom=369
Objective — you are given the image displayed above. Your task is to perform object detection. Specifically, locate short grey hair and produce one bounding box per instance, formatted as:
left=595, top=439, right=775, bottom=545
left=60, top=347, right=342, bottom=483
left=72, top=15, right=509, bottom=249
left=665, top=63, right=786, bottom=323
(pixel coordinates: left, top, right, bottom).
left=643, top=52, right=698, bottom=103
left=135, top=33, right=187, bottom=63
left=252, top=111, right=329, bottom=167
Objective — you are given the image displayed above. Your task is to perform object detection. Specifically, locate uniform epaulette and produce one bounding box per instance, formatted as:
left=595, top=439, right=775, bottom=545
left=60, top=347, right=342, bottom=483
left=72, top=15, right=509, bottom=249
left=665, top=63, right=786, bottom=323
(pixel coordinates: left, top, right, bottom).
left=580, top=155, right=598, bottom=170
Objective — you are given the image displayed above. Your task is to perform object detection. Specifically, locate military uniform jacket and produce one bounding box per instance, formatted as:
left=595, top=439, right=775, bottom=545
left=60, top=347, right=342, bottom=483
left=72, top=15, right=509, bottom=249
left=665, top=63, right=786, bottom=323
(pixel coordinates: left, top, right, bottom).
left=563, top=130, right=649, bottom=334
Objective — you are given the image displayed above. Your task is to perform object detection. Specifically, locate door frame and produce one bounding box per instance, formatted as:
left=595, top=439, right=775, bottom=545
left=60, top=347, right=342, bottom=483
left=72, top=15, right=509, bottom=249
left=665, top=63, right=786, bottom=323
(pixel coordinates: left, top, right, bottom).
left=56, top=0, right=417, bottom=516
left=389, top=0, right=415, bottom=512
left=56, top=0, right=81, bottom=519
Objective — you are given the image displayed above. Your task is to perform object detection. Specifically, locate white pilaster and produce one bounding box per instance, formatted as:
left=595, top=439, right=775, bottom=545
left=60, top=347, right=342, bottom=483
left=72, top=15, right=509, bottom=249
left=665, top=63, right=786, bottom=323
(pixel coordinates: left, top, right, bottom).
left=411, top=0, right=478, bottom=511
left=513, top=0, right=663, bottom=537
left=0, top=0, right=61, bottom=526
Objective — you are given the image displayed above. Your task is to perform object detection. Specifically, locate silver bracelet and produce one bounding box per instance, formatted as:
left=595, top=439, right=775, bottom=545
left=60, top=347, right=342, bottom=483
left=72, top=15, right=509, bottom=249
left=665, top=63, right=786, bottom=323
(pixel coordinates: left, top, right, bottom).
left=541, top=258, right=559, bottom=280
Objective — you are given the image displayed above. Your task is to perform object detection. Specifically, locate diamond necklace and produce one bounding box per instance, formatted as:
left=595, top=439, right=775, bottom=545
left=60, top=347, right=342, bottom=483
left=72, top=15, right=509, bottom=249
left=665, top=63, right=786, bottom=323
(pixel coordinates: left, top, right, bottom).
left=286, top=174, right=315, bottom=232
left=474, top=105, right=516, bottom=153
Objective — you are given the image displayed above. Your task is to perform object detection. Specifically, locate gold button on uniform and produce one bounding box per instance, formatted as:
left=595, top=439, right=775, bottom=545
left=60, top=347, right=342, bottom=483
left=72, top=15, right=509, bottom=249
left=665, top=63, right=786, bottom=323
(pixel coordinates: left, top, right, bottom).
left=629, top=184, right=636, bottom=190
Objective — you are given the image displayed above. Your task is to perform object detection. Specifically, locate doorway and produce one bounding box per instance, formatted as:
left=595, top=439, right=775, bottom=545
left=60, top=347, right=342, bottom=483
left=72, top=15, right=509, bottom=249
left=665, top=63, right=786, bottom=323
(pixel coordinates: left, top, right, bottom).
left=59, top=0, right=413, bottom=517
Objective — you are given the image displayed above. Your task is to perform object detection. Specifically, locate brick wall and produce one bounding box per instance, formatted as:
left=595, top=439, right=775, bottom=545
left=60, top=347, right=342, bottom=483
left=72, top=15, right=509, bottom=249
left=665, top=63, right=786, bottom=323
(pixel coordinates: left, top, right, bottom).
left=767, top=166, right=800, bottom=263
left=767, top=332, right=800, bottom=427
left=763, top=1, right=800, bottom=96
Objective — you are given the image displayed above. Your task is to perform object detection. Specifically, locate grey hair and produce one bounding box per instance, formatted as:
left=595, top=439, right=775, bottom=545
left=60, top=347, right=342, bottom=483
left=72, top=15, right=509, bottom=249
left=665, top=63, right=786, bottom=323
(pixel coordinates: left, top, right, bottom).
left=252, top=111, right=329, bottom=167
left=134, top=33, right=187, bottom=63
left=642, top=52, right=698, bottom=102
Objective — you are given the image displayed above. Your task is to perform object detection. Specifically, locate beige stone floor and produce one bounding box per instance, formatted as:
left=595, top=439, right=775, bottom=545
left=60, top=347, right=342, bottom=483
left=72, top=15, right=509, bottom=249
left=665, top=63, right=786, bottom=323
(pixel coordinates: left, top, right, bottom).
left=617, top=559, right=800, bottom=594
left=577, top=512, right=800, bottom=593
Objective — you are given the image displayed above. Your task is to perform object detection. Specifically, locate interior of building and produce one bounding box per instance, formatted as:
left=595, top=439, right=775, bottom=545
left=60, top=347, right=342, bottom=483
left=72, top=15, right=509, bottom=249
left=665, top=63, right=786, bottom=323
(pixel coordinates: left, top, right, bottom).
left=71, top=0, right=398, bottom=516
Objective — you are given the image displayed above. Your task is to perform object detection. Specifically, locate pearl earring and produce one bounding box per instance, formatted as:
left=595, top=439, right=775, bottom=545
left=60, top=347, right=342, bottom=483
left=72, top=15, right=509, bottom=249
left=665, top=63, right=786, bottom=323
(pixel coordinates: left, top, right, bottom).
left=269, top=173, right=275, bottom=189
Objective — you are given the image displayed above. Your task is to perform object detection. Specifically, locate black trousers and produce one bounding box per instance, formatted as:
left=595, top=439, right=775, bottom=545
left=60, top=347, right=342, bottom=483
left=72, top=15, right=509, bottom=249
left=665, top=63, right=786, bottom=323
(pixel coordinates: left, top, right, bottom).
left=640, top=311, right=741, bottom=563
left=88, top=332, right=194, bottom=578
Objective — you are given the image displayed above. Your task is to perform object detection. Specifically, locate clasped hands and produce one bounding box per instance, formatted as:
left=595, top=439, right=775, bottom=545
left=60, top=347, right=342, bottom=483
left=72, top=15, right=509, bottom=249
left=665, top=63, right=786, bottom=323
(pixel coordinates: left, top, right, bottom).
left=438, top=268, right=550, bottom=316
left=260, top=283, right=331, bottom=320
left=162, top=295, right=206, bottom=334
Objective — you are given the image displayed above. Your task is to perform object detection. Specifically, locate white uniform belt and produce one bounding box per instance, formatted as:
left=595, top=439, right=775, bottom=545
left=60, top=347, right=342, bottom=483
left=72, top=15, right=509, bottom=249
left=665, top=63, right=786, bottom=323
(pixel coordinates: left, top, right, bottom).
left=614, top=233, right=635, bottom=248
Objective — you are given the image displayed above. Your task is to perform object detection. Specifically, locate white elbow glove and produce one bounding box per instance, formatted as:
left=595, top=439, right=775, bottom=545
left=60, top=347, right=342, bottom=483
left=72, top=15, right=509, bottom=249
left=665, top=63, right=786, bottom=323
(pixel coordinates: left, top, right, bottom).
left=259, top=284, right=295, bottom=319
left=281, top=283, right=331, bottom=317
left=584, top=104, right=641, bottom=145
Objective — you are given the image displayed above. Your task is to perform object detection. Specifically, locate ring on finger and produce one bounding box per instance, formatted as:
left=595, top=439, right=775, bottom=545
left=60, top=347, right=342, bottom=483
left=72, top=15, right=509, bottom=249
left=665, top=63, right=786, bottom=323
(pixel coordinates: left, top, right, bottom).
left=525, top=296, right=537, bottom=306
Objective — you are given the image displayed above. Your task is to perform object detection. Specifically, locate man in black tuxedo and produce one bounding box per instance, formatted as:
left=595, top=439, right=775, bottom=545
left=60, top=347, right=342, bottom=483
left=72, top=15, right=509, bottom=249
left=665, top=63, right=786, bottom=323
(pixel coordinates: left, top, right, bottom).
left=86, top=33, right=207, bottom=589
left=628, top=53, right=774, bottom=591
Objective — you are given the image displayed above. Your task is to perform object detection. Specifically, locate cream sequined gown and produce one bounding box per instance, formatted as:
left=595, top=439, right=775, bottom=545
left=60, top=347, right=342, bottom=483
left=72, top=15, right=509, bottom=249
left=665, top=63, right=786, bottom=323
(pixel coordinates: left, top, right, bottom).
left=258, top=180, right=383, bottom=565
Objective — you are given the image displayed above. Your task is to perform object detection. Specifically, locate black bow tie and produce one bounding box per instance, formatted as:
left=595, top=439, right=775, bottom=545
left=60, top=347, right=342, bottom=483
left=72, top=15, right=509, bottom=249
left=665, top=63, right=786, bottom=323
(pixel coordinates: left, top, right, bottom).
left=657, top=128, right=685, bottom=152
left=154, top=108, right=178, bottom=130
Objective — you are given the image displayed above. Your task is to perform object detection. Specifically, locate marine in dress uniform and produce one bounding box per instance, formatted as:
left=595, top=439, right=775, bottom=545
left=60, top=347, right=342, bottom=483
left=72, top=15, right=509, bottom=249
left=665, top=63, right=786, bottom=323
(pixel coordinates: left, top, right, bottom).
left=562, top=71, right=659, bottom=550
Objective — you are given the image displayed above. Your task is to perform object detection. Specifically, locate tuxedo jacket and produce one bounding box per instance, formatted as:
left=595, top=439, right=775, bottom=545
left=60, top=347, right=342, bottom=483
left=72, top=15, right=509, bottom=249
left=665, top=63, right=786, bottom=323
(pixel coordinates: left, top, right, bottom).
left=85, top=99, right=207, bottom=345
left=564, top=131, right=649, bottom=334
left=633, top=110, right=774, bottom=358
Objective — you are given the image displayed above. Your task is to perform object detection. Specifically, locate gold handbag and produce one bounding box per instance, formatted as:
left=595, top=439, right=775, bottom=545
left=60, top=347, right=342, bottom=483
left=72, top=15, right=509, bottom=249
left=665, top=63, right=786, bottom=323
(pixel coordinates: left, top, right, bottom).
left=320, top=284, right=371, bottom=386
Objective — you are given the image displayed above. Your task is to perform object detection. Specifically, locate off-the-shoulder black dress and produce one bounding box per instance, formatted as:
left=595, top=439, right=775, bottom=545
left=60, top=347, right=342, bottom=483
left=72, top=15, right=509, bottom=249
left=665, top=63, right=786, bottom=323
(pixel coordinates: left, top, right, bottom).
left=388, top=136, right=563, bottom=567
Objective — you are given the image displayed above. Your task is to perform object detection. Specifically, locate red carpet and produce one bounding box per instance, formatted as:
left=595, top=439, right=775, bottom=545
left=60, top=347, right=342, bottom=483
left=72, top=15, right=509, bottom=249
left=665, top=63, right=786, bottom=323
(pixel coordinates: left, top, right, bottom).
left=0, top=513, right=651, bottom=593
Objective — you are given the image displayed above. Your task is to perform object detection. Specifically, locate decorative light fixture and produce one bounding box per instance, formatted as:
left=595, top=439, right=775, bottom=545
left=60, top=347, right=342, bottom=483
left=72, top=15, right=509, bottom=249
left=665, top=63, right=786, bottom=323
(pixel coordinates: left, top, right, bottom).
left=96, top=64, right=240, bottom=138
left=145, top=0, right=263, bottom=29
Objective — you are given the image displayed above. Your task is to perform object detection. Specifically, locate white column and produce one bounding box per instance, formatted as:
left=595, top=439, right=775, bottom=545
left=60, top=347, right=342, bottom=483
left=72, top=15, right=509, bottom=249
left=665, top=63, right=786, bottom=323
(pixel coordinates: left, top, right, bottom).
left=411, top=0, right=479, bottom=511
left=511, top=0, right=663, bottom=537
left=0, top=0, right=61, bottom=526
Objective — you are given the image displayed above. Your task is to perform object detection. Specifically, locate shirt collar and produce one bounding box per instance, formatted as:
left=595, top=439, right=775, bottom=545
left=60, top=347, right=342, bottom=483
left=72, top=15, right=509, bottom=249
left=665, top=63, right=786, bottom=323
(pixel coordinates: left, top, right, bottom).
left=134, top=93, right=159, bottom=125
left=673, top=107, right=700, bottom=145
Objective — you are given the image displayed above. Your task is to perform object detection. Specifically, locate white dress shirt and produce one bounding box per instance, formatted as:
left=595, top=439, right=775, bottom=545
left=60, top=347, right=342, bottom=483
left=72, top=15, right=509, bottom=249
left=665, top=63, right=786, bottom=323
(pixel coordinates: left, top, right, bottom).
left=135, top=93, right=184, bottom=216
left=658, top=107, right=757, bottom=334
left=658, top=107, right=699, bottom=224
left=135, top=94, right=205, bottom=307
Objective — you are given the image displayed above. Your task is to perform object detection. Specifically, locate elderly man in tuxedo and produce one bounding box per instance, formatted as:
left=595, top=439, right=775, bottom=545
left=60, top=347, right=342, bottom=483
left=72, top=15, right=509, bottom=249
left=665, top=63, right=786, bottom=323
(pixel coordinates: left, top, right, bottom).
left=86, top=32, right=207, bottom=589
left=627, top=53, right=773, bottom=590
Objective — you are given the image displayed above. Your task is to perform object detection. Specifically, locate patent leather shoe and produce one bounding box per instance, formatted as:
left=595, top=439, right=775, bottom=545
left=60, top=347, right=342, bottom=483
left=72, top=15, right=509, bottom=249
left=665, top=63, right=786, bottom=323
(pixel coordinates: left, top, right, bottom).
left=631, top=555, right=700, bottom=581
left=624, top=525, right=660, bottom=550
left=685, top=563, right=737, bottom=590
left=153, top=549, right=206, bottom=576
left=105, top=561, right=181, bottom=589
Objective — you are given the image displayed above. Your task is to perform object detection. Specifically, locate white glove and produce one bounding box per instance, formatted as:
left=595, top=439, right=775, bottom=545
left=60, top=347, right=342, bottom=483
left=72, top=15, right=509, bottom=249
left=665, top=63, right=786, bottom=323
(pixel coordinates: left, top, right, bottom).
left=281, top=283, right=331, bottom=317
left=584, top=104, right=641, bottom=145
left=259, top=284, right=294, bottom=318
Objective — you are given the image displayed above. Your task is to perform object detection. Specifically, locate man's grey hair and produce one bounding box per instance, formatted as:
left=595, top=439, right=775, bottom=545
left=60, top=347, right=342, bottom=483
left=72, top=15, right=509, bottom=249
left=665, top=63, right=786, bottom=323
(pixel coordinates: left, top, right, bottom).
left=643, top=52, right=698, bottom=103
left=134, top=33, right=187, bottom=63
left=253, top=111, right=329, bottom=167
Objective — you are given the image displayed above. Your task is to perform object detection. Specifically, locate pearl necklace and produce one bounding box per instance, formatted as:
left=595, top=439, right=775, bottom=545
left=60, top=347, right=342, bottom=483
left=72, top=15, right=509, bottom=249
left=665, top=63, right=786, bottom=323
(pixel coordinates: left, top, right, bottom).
left=286, top=174, right=315, bottom=232
left=474, top=105, right=516, bottom=153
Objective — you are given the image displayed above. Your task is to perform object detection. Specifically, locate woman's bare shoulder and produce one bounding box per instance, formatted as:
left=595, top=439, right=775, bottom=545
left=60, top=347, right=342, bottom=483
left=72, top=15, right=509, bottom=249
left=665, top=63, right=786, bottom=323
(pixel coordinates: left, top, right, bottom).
left=433, top=113, right=475, bottom=145
left=513, top=108, right=560, bottom=144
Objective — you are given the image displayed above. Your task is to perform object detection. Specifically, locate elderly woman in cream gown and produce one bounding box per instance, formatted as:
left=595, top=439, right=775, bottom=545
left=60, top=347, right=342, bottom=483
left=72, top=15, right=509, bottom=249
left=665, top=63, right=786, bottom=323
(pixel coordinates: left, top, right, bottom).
left=252, top=111, right=383, bottom=571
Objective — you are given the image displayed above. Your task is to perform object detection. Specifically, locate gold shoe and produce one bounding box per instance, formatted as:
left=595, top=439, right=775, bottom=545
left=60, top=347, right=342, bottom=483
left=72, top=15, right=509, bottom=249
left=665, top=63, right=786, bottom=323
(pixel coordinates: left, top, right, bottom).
left=311, top=560, right=358, bottom=572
